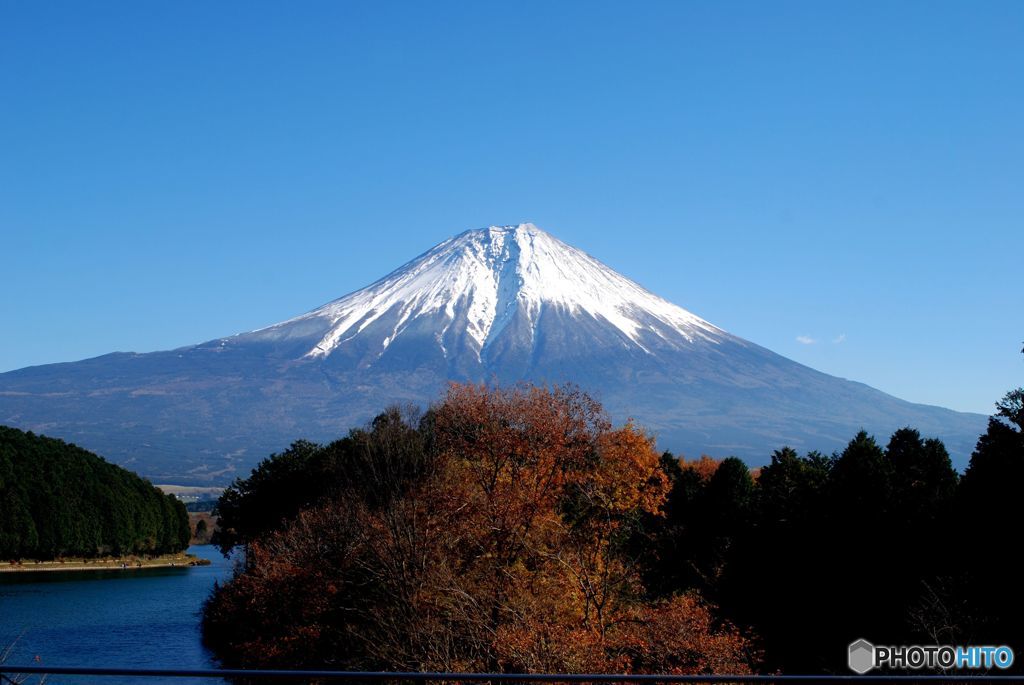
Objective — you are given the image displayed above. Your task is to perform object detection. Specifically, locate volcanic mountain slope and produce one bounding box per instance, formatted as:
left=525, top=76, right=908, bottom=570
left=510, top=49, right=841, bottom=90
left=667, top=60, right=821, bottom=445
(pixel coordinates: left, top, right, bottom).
left=0, top=223, right=986, bottom=483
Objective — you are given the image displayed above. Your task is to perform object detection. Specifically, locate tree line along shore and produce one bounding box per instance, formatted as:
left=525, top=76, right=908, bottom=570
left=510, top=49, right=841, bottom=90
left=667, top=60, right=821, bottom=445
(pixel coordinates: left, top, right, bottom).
left=0, top=425, right=192, bottom=562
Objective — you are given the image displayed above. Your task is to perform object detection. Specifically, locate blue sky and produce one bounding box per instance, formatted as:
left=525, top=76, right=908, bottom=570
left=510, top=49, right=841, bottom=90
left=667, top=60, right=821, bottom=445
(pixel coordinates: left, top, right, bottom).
left=1, top=1, right=1021, bottom=415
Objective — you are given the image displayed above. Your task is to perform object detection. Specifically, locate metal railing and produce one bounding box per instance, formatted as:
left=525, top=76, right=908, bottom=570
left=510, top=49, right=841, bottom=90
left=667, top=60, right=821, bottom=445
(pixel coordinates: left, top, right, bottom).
left=4, top=667, right=1024, bottom=683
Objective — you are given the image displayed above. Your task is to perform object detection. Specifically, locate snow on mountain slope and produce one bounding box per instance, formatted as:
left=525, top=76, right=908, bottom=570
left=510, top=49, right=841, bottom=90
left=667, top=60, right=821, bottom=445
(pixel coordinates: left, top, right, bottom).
left=251, top=224, right=727, bottom=361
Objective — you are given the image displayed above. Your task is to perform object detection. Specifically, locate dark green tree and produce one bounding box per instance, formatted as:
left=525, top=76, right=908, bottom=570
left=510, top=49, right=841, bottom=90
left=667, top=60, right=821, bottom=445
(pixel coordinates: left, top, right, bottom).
left=720, top=447, right=832, bottom=671
left=0, top=426, right=190, bottom=559
left=756, top=447, right=828, bottom=527
left=953, top=348, right=1024, bottom=648
left=213, top=406, right=429, bottom=554
left=886, top=428, right=957, bottom=529
left=212, top=439, right=325, bottom=553
left=828, top=430, right=892, bottom=518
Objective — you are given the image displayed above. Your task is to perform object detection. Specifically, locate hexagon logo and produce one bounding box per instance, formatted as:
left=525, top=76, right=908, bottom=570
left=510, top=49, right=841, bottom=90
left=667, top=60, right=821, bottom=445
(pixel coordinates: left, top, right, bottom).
left=848, top=638, right=875, bottom=674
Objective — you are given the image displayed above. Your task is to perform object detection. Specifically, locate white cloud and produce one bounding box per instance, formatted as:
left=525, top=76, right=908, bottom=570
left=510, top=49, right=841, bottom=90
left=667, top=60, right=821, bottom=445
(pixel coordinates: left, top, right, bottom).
left=833, top=333, right=847, bottom=344
left=796, top=335, right=817, bottom=345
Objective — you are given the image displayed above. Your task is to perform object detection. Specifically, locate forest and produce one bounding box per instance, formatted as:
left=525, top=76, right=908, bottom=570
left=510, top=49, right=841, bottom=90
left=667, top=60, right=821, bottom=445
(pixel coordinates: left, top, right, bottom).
left=203, top=367, right=1024, bottom=675
left=0, top=426, right=192, bottom=560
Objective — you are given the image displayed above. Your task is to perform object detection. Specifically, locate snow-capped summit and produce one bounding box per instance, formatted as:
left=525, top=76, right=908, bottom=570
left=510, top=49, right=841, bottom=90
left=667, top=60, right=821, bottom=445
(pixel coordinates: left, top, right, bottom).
left=249, top=224, right=728, bottom=367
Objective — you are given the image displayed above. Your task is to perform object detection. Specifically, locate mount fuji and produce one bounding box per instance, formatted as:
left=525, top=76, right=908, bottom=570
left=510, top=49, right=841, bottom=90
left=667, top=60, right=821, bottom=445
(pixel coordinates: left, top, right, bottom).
left=0, top=223, right=986, bottom=483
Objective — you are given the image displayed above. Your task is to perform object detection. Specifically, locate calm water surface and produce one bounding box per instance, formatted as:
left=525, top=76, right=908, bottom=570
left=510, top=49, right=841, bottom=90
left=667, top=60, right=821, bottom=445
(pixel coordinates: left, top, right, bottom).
left=0, top=545, right=235, bottom=684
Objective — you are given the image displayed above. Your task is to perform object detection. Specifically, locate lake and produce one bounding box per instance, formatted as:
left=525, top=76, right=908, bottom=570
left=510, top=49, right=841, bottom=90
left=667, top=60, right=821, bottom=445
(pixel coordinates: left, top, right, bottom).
left=0, top=546, right=234, bottom=684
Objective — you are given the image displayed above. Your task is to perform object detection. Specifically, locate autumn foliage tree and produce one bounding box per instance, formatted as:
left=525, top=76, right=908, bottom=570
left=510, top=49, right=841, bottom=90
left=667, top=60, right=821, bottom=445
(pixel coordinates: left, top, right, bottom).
left=205, top=364, right=1024, bottom=675
left=202, top=383, right=757, bottom=674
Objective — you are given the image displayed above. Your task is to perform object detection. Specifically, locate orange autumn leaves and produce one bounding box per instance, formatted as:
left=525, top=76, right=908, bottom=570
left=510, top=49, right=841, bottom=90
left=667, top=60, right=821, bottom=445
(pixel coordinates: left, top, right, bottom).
left=204, top=383, right=756, bottom=674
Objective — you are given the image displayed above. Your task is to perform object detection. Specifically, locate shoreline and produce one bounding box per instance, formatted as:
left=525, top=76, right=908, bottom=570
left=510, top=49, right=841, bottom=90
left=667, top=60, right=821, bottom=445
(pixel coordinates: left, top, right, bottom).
left=0, top=552, right=211, bottom=574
